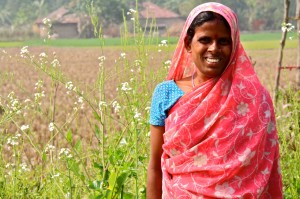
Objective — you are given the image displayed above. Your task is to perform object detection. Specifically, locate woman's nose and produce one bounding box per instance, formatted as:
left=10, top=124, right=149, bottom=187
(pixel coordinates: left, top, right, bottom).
left=208, top=41, right=218, bottom=52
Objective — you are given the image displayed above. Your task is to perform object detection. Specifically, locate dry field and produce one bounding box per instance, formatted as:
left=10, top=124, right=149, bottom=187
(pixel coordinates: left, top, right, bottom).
left=0, top=46, right=298, bottom=158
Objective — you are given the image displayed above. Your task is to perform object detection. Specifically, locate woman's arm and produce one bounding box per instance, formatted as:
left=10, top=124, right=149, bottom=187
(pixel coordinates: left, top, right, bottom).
left=146, top=125, right=165, bottom=199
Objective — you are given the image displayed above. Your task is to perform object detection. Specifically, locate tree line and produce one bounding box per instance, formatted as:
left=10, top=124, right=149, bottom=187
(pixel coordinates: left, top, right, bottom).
left=0, top=0, right=297, bottom=32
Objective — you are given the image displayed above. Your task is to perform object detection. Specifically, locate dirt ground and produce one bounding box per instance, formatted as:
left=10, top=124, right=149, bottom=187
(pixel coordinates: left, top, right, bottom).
left=0, top=46, right=298, bottom=153
left=1, top=46, right=297, bottom=93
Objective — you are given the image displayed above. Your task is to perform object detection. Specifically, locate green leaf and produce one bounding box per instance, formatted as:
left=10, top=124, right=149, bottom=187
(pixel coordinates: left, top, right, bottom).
left=122, top=192, right=135, bottom=199
left=75, top=139, right=82, bottom=152
left=95, top=125, right=101, bottom=139
left=116, top=172, right=129, bottom=188
left=93, top=162, right=103, bottom=170
left=42, top=151, right=47, bottom=161
left=66, top=129, right=72, bottom=143
left=93, top=111, right=101, bottom=121
left=108, top=171, right=117, bottom=191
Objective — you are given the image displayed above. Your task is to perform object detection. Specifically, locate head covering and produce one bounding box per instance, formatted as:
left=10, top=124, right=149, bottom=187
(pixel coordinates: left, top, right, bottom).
left=161, top=2, right=282, bottom=198
left=167, top=2, right=239, bottom=81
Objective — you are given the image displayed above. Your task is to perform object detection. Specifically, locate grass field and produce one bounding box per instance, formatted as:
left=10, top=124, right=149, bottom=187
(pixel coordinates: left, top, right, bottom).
left=0, top=29, right=299, bottom=198
left=0, top=31, right=298, bottom=49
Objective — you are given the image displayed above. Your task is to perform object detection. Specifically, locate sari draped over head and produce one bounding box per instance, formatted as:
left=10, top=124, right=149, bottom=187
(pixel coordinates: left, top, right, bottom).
left=162, top=2, right=282, bottom=198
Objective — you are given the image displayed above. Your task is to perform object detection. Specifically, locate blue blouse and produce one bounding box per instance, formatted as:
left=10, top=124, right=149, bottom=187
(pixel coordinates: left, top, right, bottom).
left=149, top=80, right=184, bottom=126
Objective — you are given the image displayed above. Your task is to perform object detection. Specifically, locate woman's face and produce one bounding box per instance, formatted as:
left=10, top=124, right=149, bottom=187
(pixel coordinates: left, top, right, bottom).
left=186, top=19, right=232, bottom=83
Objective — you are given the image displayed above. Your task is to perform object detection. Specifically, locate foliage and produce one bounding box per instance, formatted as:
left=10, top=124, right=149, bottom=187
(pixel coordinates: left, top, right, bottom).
left=276, top=88, right=300, bottom=198
left=0, top=2, right=299, bottom=198
left=0, top=0, right=295, bottom=31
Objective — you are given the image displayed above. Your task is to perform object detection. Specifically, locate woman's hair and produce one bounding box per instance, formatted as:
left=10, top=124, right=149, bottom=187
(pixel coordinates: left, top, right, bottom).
left=185, top=11, right=231, bottom=46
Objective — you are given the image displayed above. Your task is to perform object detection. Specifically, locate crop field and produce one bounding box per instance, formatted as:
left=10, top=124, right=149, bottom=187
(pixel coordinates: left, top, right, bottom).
left=0, top=37, right=299, bottom=198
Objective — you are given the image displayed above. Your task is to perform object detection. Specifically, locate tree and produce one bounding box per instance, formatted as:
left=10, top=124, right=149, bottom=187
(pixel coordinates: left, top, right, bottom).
left=81, top=0, right=129, bottom=27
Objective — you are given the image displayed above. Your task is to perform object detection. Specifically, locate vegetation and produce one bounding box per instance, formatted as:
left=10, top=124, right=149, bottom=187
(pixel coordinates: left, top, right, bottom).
left=0, top=0, right=297, bottom=41
left=0, top=32, right=298, bottom=49
left=0, top=2, right=299, bottom=199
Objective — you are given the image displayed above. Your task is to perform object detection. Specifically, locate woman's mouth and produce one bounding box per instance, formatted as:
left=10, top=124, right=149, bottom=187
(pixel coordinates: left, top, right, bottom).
left=205, top=57, right=221, bottom=63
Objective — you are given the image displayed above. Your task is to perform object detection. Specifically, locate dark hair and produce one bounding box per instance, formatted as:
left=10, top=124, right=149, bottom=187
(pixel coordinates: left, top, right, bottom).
left=185, top=11, right=231, bottom=46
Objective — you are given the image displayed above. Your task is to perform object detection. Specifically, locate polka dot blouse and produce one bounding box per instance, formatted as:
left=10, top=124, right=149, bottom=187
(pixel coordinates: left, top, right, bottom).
left=149, top=80, right=184, bottom=126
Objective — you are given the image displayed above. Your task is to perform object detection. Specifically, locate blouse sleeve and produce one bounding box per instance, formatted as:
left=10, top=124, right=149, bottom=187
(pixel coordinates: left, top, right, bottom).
left=149, top=83, right=166, bottom=126
left=149, top=81, right=184, bottom=126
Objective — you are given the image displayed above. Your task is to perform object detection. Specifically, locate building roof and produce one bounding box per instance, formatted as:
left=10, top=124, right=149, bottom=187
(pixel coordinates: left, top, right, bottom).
left=140, top=2, right=180, bottom=19
left=36, top=6, right=80, bottom=24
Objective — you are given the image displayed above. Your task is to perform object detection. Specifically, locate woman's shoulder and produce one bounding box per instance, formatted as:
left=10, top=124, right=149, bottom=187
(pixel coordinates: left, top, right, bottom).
left=155, top=80, right=176, bottom=89
left=153, top=80, right=184, bottom=96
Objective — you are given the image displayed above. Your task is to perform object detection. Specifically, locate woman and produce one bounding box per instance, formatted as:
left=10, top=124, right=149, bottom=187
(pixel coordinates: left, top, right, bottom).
left=147, top=2, right=282, bottom=199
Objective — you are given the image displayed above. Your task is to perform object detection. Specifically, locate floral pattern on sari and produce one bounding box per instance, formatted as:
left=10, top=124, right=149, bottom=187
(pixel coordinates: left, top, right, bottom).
left=161, top=2, right=283, bottom=198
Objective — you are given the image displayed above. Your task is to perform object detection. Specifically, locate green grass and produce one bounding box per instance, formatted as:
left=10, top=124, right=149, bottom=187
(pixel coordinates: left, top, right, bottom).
left=0, top=41, right=24, bottom=47
left=0, top=31, right=298, bottom=50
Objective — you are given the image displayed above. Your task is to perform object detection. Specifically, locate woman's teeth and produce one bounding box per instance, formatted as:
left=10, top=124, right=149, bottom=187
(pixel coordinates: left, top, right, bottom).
left=206, top=58, right=220, bottom=63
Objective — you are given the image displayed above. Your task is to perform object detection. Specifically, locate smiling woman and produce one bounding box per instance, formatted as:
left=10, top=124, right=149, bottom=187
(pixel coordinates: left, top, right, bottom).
left=147, top=2, right=282, bottom=199
left=183, top=12, right=232, bottom=88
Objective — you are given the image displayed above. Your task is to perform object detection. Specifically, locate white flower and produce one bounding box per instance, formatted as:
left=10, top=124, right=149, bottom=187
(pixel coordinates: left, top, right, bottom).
left=39, top=52, right=47, bottom=58
left=121, top=82, right=132, bottom=92
left=78, top=97, right=84, bottom=104
left=20, top=125, right=29, bottom=131
left=7, top=137, right=19, bottom=146
left=65, top=81, right=74, bottom=90
left=20, top=163, right=30, bottom=172
left=98, top=56, right=106, bottom=62
left=51, top=59, right=60, bottom=68
left=48, top=122, right=55, bottom=132
left=281, top=22, right=294, bottom=32
left=134, top=108, right=142, bottom=121
left=20, top=46, right=29, bottom=58
left=130, top=18, right=135, bottom=21
left=98, top=101, right=107, bottom=111
left=112, top=100, right=121, bottom=113
left=42, top=18, right=52, bottom=27
left=120, top=52, right=126, bottom=59
left=129, top=8, right=136, bottom=13
left=34, top=91, right=45, bottom=102
left=119, top=138, right=127, bottom=146
left=164, top=60, right=171, bottom=65
left=51, top=173, right=60, bottom=178
left=35, top=80, right=44, bottom=90
left=161, top=40, right=168, bottom=45
left=24, top=99, right=31, bottom=103
left=237, top=102, right=249, bottom=116
left=59, top=148, right=72, bottom=159
left=45, top=144, right=56, bottom=153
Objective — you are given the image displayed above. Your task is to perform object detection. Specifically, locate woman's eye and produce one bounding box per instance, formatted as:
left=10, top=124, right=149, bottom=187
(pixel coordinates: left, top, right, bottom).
left=219, top=38, right=231, bottom=45
left=198, top=37, right=210, bottom=44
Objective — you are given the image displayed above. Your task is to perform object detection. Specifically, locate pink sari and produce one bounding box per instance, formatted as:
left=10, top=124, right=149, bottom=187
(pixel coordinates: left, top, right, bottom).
left=162, top=3, right=282, bottom=198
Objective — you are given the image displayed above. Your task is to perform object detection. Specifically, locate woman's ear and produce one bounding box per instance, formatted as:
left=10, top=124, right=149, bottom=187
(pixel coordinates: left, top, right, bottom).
left=184, top=36, right=191, bottom=53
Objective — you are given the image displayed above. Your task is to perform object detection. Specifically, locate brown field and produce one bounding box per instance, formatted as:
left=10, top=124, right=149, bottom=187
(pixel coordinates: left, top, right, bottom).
left=0, top=46, right=298, bottom=162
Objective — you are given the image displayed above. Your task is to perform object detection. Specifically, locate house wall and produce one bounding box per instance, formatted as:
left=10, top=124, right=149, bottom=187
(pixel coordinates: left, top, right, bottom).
left=37, top=23, right=79, bottom=38
left=52, top=23, right=79, bottom=38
